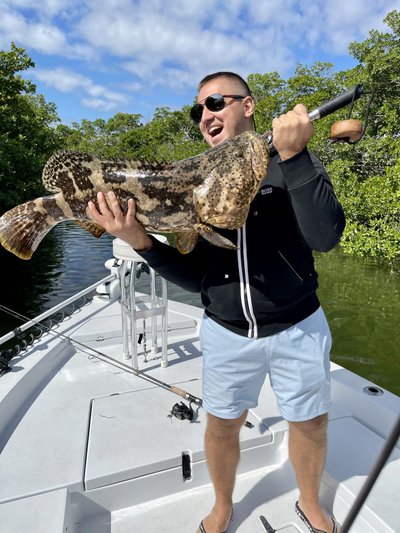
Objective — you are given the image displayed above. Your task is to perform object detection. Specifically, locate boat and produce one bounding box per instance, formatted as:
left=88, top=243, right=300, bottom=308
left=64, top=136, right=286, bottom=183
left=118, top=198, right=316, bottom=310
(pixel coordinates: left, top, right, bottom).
left=0, top=235, right=399, bottom=533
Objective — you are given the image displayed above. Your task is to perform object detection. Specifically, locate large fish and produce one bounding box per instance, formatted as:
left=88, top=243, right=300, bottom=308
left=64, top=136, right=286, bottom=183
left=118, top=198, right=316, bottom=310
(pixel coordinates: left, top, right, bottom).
left=0, top=131, right=269, bottom=260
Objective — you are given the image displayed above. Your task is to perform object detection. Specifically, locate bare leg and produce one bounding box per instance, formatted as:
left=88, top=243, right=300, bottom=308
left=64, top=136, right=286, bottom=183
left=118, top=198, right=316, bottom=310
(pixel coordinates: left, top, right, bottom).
left=289, top=413, right=336, bottom=532
left=196, top=410, right=247, bottom=533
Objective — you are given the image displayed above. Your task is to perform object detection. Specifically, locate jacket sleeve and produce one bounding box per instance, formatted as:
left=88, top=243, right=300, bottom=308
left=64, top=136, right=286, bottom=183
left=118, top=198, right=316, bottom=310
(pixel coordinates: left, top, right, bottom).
left=137, top=235, right=210, bottom=293
left=278, top=149, right=345, bottom=251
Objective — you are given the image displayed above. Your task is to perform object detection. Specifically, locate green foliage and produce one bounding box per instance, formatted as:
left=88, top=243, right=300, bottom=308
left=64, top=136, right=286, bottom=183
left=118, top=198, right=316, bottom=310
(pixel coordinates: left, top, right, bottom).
left=328, top=10, right=400, bottom=262
left=1, top=11, right=399, bottom=263
left=121, top=106, right=206, bottom=161
left=59, top=106, right=206, bottom=162
left=250, top=11, right=400, bottom=263
left=0, top=43, right=61, bottom=211
left=55, top=113, right=142, bottom=157
left=248, top=63, right=348, bottom=160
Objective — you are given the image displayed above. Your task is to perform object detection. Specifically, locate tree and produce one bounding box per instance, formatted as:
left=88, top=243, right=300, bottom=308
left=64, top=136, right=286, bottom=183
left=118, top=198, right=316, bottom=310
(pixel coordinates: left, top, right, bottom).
left=122, top=106, right=205, bottom=161
left=0, top=43, right=60, bottom=212
left=60, top=106, right=206, bottom=162
left=246, top=12, right=400, bottom=262
left=327, top=10, right=400, bottom=261
left=14, top=10, right=395, bottom=264
left=56, top=113, right=143, bottom=157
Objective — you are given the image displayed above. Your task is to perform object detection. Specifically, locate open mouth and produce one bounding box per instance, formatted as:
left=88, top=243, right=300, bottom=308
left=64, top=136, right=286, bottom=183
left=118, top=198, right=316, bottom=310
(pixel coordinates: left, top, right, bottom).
left=209, top=126, right=223, bottom=138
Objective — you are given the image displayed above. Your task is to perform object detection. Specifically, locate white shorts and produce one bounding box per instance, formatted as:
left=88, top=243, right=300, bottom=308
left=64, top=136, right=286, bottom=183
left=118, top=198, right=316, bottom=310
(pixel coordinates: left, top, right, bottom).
left=200, top=307, right=332, bottom=422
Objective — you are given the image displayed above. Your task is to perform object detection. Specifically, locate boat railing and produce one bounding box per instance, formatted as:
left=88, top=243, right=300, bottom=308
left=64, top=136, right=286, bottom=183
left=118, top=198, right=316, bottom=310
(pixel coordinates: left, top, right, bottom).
left=0, top=234, right=169, bottom=374
left=0, top=273, right=116, bottom=347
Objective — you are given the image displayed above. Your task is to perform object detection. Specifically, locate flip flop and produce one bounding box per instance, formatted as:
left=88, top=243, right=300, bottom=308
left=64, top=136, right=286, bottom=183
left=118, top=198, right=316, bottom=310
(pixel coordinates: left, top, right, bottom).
left=198, top=509, right=233, bottom=533
left=295, top=501, right=339, bottom=533
left=198, top=520, right=229, bottom=533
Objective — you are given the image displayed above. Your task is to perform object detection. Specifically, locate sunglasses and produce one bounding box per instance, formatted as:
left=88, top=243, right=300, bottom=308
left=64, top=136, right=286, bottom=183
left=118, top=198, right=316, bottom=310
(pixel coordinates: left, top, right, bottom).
left=190, top=93, right=246, bottom=124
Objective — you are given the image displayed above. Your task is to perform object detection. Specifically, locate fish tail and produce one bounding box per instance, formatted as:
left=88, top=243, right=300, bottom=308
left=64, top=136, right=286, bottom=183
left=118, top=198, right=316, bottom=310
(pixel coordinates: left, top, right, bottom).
left=0, top=197, right=60, bottom=260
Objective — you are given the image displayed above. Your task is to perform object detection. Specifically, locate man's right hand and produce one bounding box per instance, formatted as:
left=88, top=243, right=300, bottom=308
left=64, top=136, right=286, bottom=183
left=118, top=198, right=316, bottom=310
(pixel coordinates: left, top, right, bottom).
left=87, top=191, right=153, bottom=252
left=272, top=104, right=315, bottom=161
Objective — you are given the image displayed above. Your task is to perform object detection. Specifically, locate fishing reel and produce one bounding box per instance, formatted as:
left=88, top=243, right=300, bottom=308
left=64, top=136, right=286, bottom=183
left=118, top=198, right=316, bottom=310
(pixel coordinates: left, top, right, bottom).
left=266, top=84, right=373, bottom=154
left=329, top=118, right=364, bottom=143
left=170, top=401, right=195, bottom=421
left=328, top=85, right=374, bottom=144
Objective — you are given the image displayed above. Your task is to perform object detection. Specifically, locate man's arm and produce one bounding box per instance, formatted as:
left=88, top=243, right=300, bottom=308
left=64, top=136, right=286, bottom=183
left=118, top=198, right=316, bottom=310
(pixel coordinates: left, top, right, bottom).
left=272, top=104, right=345, bottom=251
left=279, top=150, right=345, bottom=251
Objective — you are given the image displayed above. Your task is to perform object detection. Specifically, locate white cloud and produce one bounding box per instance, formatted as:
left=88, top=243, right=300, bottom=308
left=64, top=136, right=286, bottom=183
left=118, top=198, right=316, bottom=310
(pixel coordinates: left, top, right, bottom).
left=0, top=2, right=95, bottom=60
left=0, top=10, right=66, bottom=53
left=33, top=67, right=129, bottom=111
left=33, top=68, right=89, bottom=91
left=71, top=0, right=397, bottom=87
left=1, top=0, right=396, bottom=74
left=81, top=98, right=119, bottom=111
left=1, top=0, right=397, bottom=120
left=320, top=0, right=399, bottom=53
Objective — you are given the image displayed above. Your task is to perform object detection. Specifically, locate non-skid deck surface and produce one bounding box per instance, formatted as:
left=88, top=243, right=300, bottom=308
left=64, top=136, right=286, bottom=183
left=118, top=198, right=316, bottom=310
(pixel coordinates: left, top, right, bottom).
left=81, top=462, right=305, bottom=533
left=85, top=386, right=273, bottom=490
left=1, top=297, right=399, bottom=533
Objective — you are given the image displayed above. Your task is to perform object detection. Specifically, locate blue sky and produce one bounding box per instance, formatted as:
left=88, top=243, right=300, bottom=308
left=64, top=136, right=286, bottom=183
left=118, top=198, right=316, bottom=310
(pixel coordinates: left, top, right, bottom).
left=0, top=0, right=397, bottom=125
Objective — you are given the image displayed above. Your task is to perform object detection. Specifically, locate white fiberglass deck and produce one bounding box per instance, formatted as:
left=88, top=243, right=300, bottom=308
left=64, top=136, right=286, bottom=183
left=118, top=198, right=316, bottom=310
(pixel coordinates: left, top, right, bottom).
left=0, top=292, right=399, bottom=533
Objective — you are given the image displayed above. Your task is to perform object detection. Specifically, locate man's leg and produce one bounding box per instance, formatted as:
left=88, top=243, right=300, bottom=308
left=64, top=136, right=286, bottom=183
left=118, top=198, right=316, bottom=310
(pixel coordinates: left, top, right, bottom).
left=289, top=413, right=336, bottom=532
left=196, top=410, right=247, bottom=533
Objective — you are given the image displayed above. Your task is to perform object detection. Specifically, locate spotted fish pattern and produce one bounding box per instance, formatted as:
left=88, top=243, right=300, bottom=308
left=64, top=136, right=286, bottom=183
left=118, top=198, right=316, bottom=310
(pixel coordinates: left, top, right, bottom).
left=0, top=131, right=269, bottom=259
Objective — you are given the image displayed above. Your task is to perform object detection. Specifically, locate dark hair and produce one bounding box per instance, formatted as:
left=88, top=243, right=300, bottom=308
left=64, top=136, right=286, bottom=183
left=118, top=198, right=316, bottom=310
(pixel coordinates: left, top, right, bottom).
left=198, top=71, right=253, bottom=97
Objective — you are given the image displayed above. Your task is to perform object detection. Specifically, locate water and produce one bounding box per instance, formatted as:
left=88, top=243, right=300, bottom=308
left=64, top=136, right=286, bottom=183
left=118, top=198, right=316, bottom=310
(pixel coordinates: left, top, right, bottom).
left=0, top=224, right=399, bottom=396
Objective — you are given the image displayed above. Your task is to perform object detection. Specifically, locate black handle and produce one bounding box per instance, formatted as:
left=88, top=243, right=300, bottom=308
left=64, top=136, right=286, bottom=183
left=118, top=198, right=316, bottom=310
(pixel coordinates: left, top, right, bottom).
left=266, top=85, right=363, bottom=155
left=308, top=85, right=363, bottom=121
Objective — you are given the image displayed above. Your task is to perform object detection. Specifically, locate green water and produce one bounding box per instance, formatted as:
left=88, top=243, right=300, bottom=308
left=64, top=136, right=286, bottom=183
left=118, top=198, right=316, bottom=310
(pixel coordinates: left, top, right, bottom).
left=0, top=225, right=399, bottom=395
left=315, top=250, right=400, bottom=395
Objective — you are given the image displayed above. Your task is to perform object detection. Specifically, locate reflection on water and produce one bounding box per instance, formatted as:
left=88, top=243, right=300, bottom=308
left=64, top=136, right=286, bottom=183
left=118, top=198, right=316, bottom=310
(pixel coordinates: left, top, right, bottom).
left=315, top=250, right=400, bottom=395
left=0, top=223, right=399, bottom=395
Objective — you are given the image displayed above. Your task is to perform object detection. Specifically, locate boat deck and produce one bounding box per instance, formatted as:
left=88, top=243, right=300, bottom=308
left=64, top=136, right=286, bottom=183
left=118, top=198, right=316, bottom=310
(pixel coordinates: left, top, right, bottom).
left=0, top=292, right=399, bottom=532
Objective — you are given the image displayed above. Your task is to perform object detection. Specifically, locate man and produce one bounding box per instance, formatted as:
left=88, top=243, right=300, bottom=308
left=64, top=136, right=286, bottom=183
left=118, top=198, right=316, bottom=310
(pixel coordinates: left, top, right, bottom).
left=88, top=72, right=343, bottom=533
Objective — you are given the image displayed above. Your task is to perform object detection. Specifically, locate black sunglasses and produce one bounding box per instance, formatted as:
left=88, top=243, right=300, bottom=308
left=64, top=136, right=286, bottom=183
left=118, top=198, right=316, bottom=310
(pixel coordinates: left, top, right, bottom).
left=190, top=93, right=246, bottom=124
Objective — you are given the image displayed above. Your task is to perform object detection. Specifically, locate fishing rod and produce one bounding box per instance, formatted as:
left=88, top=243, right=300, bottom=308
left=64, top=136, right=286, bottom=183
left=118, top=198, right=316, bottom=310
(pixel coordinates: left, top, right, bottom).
left=266, top=84, right=364, bottom=155
left=258, top=417, right=400, bottom=533
left=0, top=303, right=203, bottom=408
left=339, top=415, right=400, bottom=533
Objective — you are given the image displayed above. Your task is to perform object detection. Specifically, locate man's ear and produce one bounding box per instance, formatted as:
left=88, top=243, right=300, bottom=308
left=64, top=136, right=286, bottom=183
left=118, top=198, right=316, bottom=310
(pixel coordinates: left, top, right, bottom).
left=243, top=96, right=255, bottom=119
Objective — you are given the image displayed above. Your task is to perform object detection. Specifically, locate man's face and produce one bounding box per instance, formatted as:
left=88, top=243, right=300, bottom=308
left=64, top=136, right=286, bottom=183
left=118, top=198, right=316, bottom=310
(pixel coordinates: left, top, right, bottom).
left=197, top=78, right=254, bottom=147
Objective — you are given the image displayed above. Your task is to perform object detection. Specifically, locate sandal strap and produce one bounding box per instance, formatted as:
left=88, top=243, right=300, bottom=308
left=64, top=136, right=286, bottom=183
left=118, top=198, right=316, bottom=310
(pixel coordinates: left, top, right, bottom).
left=295, top=501, right=337, bottom=533
left=199, top=521, right=207, bottom=533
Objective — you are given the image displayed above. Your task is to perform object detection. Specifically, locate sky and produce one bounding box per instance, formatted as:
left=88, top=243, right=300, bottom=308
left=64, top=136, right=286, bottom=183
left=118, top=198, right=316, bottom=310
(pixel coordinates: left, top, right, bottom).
left=0, top=0, right=397, bottom=125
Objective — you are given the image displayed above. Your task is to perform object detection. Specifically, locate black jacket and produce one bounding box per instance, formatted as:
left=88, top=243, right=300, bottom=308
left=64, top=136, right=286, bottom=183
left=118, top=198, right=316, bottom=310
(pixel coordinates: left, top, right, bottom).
left=140, top=148, right=345, bottom=338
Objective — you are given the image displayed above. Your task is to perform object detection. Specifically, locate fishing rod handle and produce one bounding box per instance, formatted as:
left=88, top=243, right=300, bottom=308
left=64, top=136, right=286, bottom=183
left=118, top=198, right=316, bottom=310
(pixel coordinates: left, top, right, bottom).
left=170, top=385, right=203, bottom=406
left=266, top=85, right=363, bottom=155
left=308, top=85, right=363, bottom=121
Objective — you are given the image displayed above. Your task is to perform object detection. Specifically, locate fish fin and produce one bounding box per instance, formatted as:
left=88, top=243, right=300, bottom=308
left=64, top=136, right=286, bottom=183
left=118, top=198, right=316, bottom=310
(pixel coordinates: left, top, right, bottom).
left=75, top=220, right=106, bottom=238
left=194, top=224, right=237, bottom=250
left=0, top=197, right=60, bottom=260
left=42, top=151, right=96, bottom=192
left=175, top=231, right=198, bottom=254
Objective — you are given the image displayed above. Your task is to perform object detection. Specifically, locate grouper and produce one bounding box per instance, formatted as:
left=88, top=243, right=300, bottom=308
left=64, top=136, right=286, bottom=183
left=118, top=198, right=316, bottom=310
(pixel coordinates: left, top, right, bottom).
left=0, top=131, right=269, bottom=260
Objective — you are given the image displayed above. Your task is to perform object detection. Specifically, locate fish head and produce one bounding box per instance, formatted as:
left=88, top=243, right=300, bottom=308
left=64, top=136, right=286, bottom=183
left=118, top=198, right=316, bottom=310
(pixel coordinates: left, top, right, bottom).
left=193, top=130, right=269, bottom=229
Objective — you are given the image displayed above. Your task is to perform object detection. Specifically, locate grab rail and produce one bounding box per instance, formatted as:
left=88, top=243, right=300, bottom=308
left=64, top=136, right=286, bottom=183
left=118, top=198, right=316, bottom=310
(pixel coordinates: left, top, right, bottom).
left=0, top=273, right=116, bottom=346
